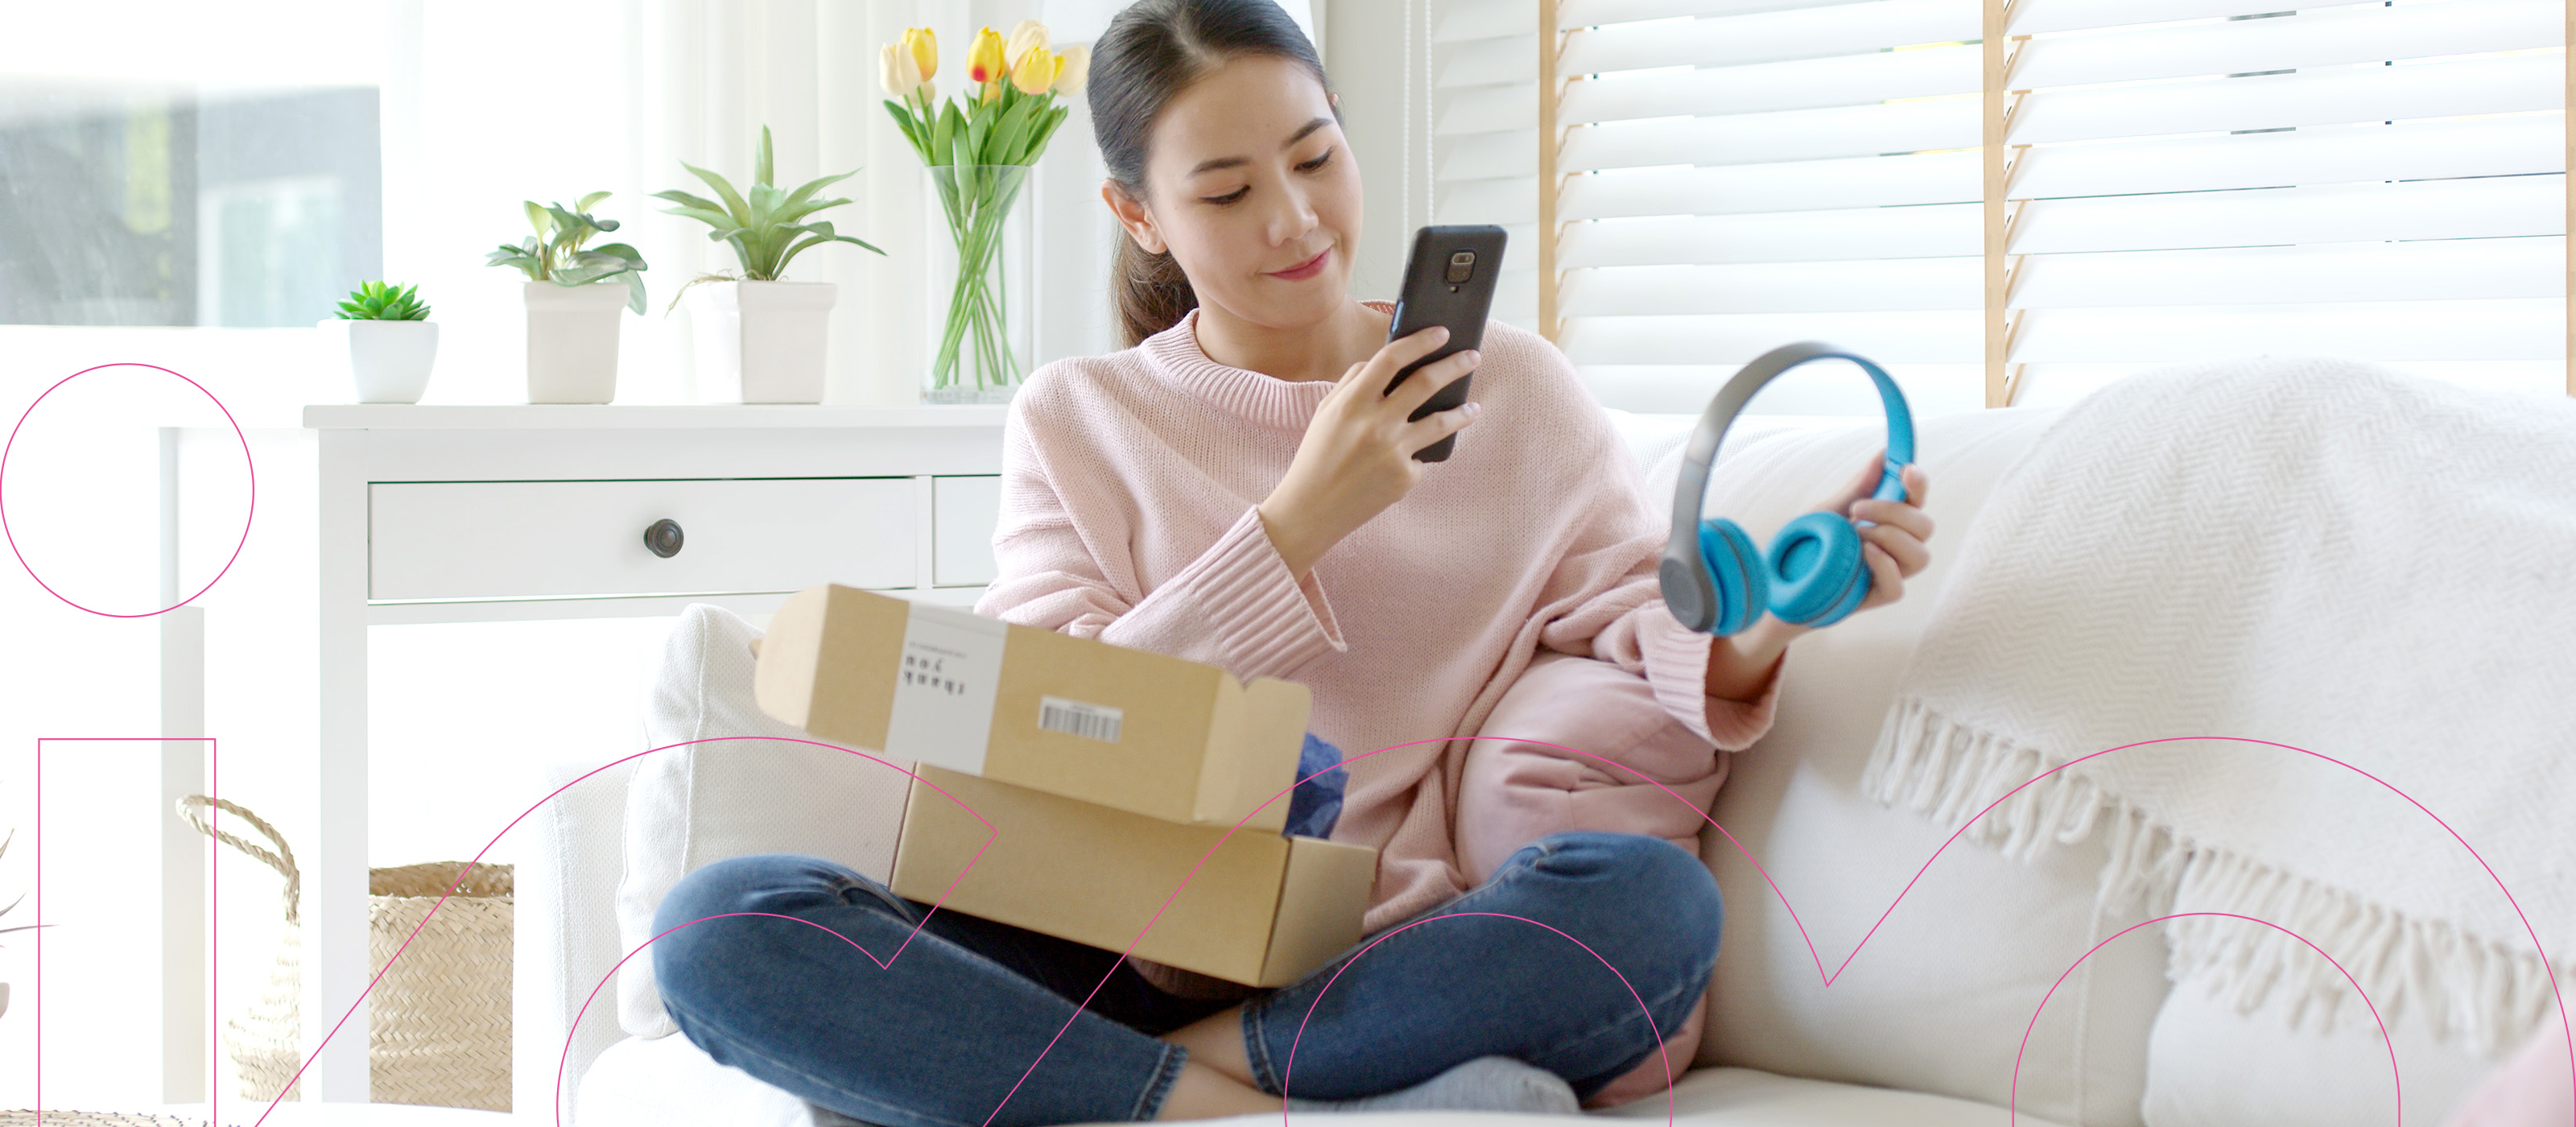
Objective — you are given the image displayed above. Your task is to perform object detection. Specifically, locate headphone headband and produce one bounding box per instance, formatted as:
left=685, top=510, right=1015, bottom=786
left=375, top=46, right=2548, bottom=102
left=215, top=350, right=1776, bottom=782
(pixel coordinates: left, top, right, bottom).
left=1658, top=342, right=1917, bottom=633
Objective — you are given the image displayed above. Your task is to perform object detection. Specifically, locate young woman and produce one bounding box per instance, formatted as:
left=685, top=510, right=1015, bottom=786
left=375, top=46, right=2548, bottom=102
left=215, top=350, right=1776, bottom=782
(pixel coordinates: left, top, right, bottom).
left=650, top=2, right=1936, bottom=1124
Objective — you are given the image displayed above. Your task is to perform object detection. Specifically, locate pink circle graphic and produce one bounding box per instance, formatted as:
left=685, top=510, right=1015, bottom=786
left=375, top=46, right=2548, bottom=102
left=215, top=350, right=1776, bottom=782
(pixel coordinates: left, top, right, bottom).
left=511, top=737, right=1680, bottom=1127
left=1, top=361, right=256, bottom=617
left=1274, top=910, right=1680, bottom=1116
left=2011, top=911, right=2400, bottom=1125
left=241, top=730, right=2571, bottom=1127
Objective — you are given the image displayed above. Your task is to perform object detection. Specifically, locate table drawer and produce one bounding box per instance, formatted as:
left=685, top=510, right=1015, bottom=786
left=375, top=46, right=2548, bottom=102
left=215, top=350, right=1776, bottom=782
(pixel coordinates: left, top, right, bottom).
left=369, top=477, right=914, bottom=600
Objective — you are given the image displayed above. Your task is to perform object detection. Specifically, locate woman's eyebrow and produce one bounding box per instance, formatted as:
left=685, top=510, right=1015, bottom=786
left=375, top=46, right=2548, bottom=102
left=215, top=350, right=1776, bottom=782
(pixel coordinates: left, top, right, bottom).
left=1187, top=116, right=1335, bottom=176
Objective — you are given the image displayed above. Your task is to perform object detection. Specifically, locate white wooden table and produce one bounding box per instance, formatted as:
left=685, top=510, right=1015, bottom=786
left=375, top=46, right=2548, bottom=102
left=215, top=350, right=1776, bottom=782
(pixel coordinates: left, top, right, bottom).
left=229, top=404, right=1009, bottom=1103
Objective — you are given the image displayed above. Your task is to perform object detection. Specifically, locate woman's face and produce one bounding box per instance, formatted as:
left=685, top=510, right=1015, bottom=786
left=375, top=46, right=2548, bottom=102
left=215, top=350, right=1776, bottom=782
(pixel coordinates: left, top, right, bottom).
left=1105, top=54, right=1362, bottom=333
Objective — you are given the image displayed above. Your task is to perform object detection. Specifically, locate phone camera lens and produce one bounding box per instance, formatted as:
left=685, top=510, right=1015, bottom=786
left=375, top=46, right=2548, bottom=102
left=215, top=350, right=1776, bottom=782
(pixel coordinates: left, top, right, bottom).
left=1444, top=250, right=1476, bottom=283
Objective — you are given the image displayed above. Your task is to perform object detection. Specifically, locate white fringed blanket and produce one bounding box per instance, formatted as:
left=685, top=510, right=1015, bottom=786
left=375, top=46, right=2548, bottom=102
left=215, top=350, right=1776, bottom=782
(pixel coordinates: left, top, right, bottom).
left=1860, top=357, right=2576, bottom=1054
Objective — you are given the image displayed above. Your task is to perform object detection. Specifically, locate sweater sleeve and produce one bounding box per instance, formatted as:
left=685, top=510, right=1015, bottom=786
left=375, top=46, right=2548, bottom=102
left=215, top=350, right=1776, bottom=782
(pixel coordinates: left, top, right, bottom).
left=1528, top=390, right=1783, bottom=752
left=971, top=408, right=1348, bottom=684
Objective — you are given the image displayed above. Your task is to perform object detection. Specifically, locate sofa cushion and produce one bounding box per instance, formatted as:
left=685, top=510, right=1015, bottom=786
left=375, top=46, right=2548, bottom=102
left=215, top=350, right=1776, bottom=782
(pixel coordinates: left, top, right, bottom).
left=578, top=1024, right=815, bottom=1127
left=2138, top=963, right=2508, bottom=1127
left=2439, top=1019, right=2573, bottom=1127
left=612, top=603, right=910, bottom=1039
left=520, top=755, right=641, bottom=1120
left=1670, top=406, right=2174, bottom=1127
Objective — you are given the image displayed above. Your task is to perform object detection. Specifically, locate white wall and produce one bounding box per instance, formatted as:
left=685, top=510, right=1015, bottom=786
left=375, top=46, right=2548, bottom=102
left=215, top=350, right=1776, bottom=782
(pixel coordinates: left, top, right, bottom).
left=1327, top=0, right=1430, bottom=305
left=373, top=0, right=1144, bottom=410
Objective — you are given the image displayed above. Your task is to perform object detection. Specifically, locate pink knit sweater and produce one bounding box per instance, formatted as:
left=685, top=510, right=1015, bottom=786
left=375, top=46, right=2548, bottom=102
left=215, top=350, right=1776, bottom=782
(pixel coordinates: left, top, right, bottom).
left=972, top=303, right=1784, bottom=995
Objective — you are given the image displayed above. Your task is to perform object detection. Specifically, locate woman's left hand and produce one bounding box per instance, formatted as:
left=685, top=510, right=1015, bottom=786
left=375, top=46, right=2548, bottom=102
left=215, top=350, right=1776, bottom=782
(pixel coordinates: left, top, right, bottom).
left=1806, top=448, right=1934, bottom=623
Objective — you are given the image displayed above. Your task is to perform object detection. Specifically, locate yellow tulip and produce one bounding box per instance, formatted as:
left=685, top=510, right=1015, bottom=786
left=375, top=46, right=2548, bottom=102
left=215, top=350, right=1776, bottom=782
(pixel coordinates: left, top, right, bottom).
left=902, top=26, right=937, bottom=81
left=878, top=42, right=923, bottom=97
left=1005, top=19, right=1049, bottom=68
left=1051, top=43, right=1089, bottom=95
left=1009, top=48, right=1060, bottom=96
left=966, top=27, right=1006, bottom=85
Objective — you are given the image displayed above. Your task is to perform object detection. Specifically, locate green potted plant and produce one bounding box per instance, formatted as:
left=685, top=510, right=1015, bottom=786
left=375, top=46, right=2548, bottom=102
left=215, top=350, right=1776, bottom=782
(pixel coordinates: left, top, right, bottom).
left=654, top=125, right=886, bottom=403
left=487, top=192, right=650, bottom=404
left=330, top=281, right=436, bottom=403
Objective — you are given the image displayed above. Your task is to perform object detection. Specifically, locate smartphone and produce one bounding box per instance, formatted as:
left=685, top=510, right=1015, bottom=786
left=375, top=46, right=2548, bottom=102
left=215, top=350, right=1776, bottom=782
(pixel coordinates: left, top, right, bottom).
left=1383, top=225, right=1508, bottom=462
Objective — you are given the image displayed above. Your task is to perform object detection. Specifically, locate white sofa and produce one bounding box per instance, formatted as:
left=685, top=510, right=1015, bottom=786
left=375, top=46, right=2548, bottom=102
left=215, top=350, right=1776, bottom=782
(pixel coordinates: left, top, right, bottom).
left=515, top=398, right=2519, bottom=1126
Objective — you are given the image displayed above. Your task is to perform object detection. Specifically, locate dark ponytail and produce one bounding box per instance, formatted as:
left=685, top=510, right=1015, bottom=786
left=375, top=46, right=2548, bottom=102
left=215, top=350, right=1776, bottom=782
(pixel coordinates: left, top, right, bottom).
left=1089, top=0, right=1334, bottom=347
left=1111, top=235, right=1199, bottom=351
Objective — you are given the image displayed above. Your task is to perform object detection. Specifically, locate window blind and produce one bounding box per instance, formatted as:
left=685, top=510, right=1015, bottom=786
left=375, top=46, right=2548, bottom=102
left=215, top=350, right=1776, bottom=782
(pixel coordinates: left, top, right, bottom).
left=1473, top=0, right=2571, bottom=415
left=1984, top=0, right=2566, bottom=405
left=1550, top=0, right=1988, bottom=414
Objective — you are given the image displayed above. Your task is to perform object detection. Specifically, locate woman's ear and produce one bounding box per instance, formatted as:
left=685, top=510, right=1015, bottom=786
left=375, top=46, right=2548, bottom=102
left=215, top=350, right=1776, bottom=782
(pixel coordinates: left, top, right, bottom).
left=1100, top=179, right=1169, bottom=255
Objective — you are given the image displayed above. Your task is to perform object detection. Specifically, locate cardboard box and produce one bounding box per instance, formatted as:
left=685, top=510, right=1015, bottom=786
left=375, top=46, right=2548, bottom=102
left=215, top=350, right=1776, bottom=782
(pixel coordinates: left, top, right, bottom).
left=889, top=763, right=1380, bottom=988
left=754, top=584, right=1312, bottom=831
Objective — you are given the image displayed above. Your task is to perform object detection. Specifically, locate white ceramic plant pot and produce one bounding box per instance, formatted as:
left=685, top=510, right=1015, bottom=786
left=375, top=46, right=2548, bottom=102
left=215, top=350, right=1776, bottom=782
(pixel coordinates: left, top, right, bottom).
left=687, top=279, right=835, bottom=403
left=525, top=280, right=628, bottom=403
left=344, top=320, right=440, bottom=403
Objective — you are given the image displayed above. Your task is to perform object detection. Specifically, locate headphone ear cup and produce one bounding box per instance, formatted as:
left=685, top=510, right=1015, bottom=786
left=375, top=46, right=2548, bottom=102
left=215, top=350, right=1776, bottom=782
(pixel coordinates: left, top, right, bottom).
left=1764, top=510, right=1869, bottom=628
left=1696, top=518, right=1769, bottom=636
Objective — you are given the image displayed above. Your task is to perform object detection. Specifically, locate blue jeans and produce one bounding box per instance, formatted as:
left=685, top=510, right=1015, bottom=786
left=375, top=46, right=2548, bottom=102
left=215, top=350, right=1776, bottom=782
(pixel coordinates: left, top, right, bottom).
left=650, top=829, right=1722, bottom=1127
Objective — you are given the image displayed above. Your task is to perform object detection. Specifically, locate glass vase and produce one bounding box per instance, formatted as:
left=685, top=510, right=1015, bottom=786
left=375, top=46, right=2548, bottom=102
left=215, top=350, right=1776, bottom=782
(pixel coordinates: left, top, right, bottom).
left=923, top=163, right=1034, bottom=404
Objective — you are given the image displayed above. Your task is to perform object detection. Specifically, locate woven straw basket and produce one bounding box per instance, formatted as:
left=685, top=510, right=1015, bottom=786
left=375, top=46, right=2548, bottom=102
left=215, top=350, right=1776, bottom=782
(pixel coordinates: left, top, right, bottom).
left=178, top=795, right=512, bottom=1112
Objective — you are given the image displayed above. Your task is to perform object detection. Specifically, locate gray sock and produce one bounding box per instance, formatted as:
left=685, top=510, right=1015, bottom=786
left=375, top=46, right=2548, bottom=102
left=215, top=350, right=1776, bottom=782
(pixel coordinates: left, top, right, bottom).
left=1278, top=1055, right=1581, bottom=1114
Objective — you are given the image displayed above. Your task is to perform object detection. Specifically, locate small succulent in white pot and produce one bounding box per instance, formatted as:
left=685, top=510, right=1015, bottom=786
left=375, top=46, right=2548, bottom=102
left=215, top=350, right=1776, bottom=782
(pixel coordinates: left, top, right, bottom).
left=329, top=281, right=438, bottom=404
left=488, top=192, right=650, bottom=404
left=654, top=126, right=886, bottom=403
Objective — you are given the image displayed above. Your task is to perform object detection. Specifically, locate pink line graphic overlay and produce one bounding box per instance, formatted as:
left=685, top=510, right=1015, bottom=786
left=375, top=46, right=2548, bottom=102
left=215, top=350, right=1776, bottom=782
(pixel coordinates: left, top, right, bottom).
left=1273, top=910, right=1678, bottom=1109
left=2013, top=912, right=2400, bottom=1125
left=2, top=362, right=257, bottom=618
left=32, top=737, right=219, bottom=1127
left=552, top=737, right=1686, bottom=1126
left=250, top=730, right=2570, bottom=1127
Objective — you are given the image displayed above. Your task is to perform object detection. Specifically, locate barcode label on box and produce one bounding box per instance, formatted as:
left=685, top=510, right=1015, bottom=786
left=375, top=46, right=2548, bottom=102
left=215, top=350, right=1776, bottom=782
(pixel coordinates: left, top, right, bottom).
left=1038, top=696, right=1124, bottom=744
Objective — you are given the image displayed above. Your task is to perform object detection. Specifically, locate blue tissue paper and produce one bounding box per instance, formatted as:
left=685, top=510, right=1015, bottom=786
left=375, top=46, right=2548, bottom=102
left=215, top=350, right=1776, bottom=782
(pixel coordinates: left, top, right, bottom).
left=1282, top=732, right=1348, bottom=840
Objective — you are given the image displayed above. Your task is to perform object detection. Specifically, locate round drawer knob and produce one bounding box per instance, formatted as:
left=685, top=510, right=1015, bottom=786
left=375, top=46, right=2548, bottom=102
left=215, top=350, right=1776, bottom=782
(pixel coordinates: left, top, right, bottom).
left=643, top=518, right=685, bottom=559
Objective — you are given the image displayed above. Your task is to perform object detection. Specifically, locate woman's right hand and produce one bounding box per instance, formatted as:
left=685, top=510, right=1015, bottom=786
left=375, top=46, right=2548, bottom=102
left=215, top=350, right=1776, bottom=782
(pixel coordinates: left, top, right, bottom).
left=1257, top=325, right=1481, bottom=580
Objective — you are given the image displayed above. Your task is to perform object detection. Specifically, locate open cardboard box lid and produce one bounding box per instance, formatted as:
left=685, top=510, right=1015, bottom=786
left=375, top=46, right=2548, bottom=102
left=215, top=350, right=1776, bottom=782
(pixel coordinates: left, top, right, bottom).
left=890, top=764, right=1379, bottom=988
left=756, top=584, right=1312, bottom=832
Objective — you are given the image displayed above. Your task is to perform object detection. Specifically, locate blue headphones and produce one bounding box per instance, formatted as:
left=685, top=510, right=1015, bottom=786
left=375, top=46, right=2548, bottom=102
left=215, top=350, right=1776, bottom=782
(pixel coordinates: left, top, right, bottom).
left=1658, top=342, right=1918, bottom=637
